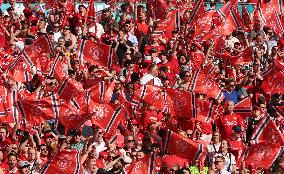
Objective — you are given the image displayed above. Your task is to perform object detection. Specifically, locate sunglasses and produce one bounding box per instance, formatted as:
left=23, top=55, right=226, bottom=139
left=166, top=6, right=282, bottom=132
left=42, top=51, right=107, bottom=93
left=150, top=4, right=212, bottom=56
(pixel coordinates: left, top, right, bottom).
left=127, top=140, right=134, bottom=142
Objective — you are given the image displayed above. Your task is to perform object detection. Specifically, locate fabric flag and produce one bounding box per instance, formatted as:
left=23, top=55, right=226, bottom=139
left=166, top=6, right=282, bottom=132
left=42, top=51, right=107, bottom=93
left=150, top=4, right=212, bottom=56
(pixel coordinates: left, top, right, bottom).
left=5, top=56, right=32, bottom=82
left=217, top=0, right=238, bottom=19
left=194, top=11, right=214, bottom=37
left=0, top=51, right=16, bottom=71
left=87, top=80, right=110, bottom=103
left=161, top=155, right=188, bottom=169
left=229, top=46, right=254, bottom=65
left=65, top=0, right=75, bottom=15
left=230, top=5, right=244, bottom=29
left=155, top=0, right=169, bottom=20
left=245, top=142, right=281, bottom=170
left=266, top=11, right=284, bottom=35
left=189, top=70, right=224, bottom=100
left=188, top=0, right=206, bottom=26
left=274, top=105, right=284, bottom=118
left=103, top=80, right=115, bottom=103
left=23, top=35, right=53, bottom=70
left=87, top=0, right=96, bottom=23
left=0, top=90, right=20, bottom=124
left=254, top=0, right=281, bottom=26
left=155, top=11, right=177, bottom=39
left=57, top=78, right=84, bottom=102
left=76, top=39, right=113, bottom=69
left=242, top=4, right=252, bottom=27
left=163, top=130, right=206, bottom=162
left=17, top=93, right=60, bottom=125
left=261, top=66, right=284, bottom=94
left=47, top=55, right=67, bottom=81
left=90, top=101, right=125, bottom=135
left=40, top=150, right=82, bottom=174
left=126, top=153, right=156, bottom=174
left=166, top=89, right=195, bottom=118
left=274, top=58, right=284, bottom=71
left=132, top=85, right=167, bottom=112
left=250, top=115, right=284, bottom=145
left=233, top=97, right=252, bottom=119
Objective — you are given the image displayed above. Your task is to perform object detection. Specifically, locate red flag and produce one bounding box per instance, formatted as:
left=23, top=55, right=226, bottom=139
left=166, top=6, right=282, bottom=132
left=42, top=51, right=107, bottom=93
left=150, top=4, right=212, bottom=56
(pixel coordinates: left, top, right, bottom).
left=103, top=80, right=115, bottom=103
left=165, top=88, right=194, bottom=118
left=274, top=58, right=284, bottom=71
left=45, top=0, right=60, bottom=10
left=189, top=70, right=224, bottom=100
left=194, top=11, right=214, bottom=37
left=40, top=150, right=82, bottom=174
left=242, top=4, right=252, bottom=27
left=229, top=46, right=254, bottom=65
left=163, top=130, right=206, bottom=162
left=233, top=97, right=252, bottom=119
left=0, top=51, right=16, bottom=71
left=90, top=102, right=125, bottom=135
left=47, top=55, right=67, bottom=81
left=57, top=78, right=84, bottom=102
left=88, top=81, right=111, bottom=103
left=188, top=0, right=206, bottom=26
left=132, top=85, right=167, bottom=112
left=17, top=93, right=60, bottom=124
left=250, top=116, right=284, bottom=145
left=76, top=39, right=113, bottom=69
left=155, top=0, right=169, bottom=20
left=156, top=11, right=176, bottom=39
left=126, top=153, right=156, bottom=174
left=65, top=0, right=75, bottom=15
left=261, top=66, right=284, bottom=94
left=254, top=0, right=281, bottom=26
left=23, top=36, right=53, bottom=70
left=5, top=56, right=32, bottom=82
left=245, top=142, right=281, bottom=170
left=0, top=90, right=20, bottom=124
left=87, top=0, right=96, bottom=23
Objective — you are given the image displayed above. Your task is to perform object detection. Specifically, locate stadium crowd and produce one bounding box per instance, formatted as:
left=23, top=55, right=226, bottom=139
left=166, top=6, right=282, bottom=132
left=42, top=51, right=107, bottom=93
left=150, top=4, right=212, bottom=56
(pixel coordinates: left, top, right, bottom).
left=0, top=0, right=284, bottom=173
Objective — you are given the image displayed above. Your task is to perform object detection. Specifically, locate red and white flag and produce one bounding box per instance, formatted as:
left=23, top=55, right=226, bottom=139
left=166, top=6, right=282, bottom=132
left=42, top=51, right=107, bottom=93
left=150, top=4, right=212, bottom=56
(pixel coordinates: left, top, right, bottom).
left=250, top=115, right=284, bottom=145
left=163, top=130, right=207, bottom=163
left=126, top=153, right=156, bottom=174
left=233, top=97, right=252, bottom=119
left=1, top=90, right=20, bottom=124
left=261, top=66, right=284, bottom=94
left=76, top=39, right=113, bottom=69
left=23, top=35, right=53, bottom=70
left=189, top=70, right=224, bottom=100
left=245, top=142, right=281, bottom=170
left=229, top=46, right=254, bottom=65
left=188, top=0, right=206, bottom=26
left=90, top=101, right=125, bottom=135
left=57, top=78, right=84, bottom=102
left=155, top=11, right=177, bottom=39
left=5, top=56, right=32, bottom=82
left=166, top=88, right=195, bottom=118
left=17, top=93, right=60, bottom=125
left=40, top=150, right=82, bottom=174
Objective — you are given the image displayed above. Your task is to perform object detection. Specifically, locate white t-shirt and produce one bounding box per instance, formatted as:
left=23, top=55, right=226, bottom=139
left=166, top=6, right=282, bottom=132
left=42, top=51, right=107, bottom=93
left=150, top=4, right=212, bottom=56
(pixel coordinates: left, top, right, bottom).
left=140, top=74, right=163, bottom=87
left=215, top=152, right=236, bottom=173
left=89, top=23, right=105, bottom=39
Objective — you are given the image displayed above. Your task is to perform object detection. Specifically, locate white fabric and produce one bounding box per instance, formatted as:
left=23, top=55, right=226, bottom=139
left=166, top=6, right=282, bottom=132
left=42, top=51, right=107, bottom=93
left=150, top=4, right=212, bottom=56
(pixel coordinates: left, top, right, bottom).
left=140, top=74, right=163, bottom=87
left=88, top=23, right=105, bottom=39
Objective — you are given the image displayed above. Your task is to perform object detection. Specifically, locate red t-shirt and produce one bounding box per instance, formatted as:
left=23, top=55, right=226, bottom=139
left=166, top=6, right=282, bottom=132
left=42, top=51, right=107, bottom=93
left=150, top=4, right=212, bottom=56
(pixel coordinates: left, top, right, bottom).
left=218, top=113, right=243, bottom=140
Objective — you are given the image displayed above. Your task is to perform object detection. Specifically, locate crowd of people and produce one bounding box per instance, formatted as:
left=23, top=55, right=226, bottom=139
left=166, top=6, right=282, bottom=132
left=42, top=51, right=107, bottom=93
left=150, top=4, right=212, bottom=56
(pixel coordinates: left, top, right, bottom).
left=0, top=0, right=284, bottom=173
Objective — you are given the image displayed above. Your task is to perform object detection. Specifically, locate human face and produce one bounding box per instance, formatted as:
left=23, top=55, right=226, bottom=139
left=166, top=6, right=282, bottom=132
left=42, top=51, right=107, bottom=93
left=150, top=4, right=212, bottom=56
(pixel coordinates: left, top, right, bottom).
left=227, top=101, right=235, bottom=112
left=151, top=66, right=159, bottom=77
left=213, top=132, right=220, bottom=142
left=8, top=155, right=17, bottom=168
left=40, top=145, right=49, bottom=156
left=215, top=158, right=225, bottom=171
left=136, top=152, right=145, bottom=159
left=88, top=159, right=97, bottom=172
left=28, top=149, right=36, bottom=161
left=20, top=167, right=30, bottom=174
left=0, top=128, right=7, bottom=141
left=126, top=136, right=134, bottom=149
left=221, top=140, right=229, bottom=151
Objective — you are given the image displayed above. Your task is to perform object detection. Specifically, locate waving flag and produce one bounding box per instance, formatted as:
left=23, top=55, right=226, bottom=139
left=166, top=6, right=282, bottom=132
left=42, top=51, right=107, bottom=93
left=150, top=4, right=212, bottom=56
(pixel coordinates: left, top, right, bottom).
left=23, top=36, right=53, bottom=69
left=57, top=78, right=84, bottom=102
left=48, top=55, right=67, bottom=81
left=229, top=46, right=254, bottom=65
left=233, top=97, right=252, bottom=119
left=242, top=4, right=252, bottom=27
left=126, top=153, right=156, bottom=174
left=156, top=11, right=177, bottom=39
left=1, top=90, right=20, bottom=124
left=189, top=70, right=224, bottom=100
left=250, top=115, right=284, bottom=145
left=261, top=66, right=284, bottom=94
left=188, top=0, right=206, bottom=26
left=17, top=94, right=60, bottom=124
left=245, top=142, right=281, bottom=170
left=132, top=85, right=167, bottom=112
left=45, top=0, right=60, bottom=10
left=5, top=56, right=32, bottom=82
left=76, top=39, right=113, bottom=69
left=155, top=0, right=169, bottom=20
left=40, top=150, right=82, bottom=174
left=166, top=89, right=195, bottom=118
left=87, top=0, right=96, bottom=23
left=163, top=130, right=206, bottom=162
left=90, top=101, right=125, bottom=135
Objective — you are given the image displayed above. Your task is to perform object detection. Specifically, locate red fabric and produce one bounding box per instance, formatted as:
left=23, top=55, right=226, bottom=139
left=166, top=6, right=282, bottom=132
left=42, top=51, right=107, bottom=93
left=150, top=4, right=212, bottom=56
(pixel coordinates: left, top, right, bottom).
left=250, top=116, right=284, bottom=145
left=161, top=155, right=187, bottom=168
left=17, top=94, right=60, bottom=124
left=90, top=102, right=125, bottom=135
left=261, top=66, right=284, bottom=94
left=126, top=153, right=155, bottom=174
left=6, top=56, right=32, bottom=82
left=163, top=130, right=206, bottom=163
left=190, top=51, right=205, bottom=70
left=87, top=0, right=96, bottom=23
left=218, top=113, right=243, bottom=140
left=156, top=11, right=176, bottom=39
left=233, top=97, right=253, bottom=119
left=190, top=70, right=224, bottom=100
left=56, top=78, right=84, bottom=102
left=40, top=150, right=82, bottom=173
left=188, top=0, right=206, bottom=26
left=166, top=88, right=193, bottom=118
left=76, top=39, right=112, bottom=68
left=245, top=142, right=281, bottom=170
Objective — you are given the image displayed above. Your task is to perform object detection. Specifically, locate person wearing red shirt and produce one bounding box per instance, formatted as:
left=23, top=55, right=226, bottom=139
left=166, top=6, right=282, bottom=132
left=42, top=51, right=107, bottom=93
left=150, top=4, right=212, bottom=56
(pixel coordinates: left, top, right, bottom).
left=218, top=101, right=243, bottom=140
left=229, top=126, right=246, bottom=168
left=189, top=42, right=205, bottom=70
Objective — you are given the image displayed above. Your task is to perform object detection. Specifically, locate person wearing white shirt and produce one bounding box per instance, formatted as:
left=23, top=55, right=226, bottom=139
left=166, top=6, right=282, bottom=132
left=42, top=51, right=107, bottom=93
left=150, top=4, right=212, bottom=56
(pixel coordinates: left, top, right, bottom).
left=88, top=23, right=105, bottom=39
left=140, top=65, right=163, bottom=87
left=215, top=140, right=236, bottom=173
left=214, top=156, right=231, bottom=174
